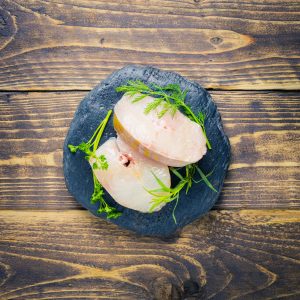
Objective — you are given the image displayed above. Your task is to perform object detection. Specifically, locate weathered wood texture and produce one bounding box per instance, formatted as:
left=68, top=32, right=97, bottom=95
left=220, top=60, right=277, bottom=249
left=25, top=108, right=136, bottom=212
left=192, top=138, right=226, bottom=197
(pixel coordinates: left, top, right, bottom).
left=0, top=210, right=299, bottom=299
left=0, top=1, right=299, bottom=298
left=0, top=91, right=299, bottom=210
left=0, top=0, right=299, bottom=91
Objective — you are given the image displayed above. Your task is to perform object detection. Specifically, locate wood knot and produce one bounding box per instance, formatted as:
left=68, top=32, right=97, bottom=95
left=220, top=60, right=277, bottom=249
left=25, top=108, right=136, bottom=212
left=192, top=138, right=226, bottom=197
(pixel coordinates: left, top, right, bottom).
left=251, top=100, right=262, bottom=110
left=0, top=8, right=17, bottom=51
left=183, top=279, right=206, bottom=299
left=100, top=37, right=105, bottom=44
left=2, top=94, right=11, bottom=103
left=210, top=37, right=223, bottom=45
left=0, top=8, right=15, bottom=37
left=31, top=6, right=47, bottom=14
left=0, top=15, right=6, bottom=29
left=0, top=261, right=12, bottom=287
left=152, top=277, right=182, bottom=300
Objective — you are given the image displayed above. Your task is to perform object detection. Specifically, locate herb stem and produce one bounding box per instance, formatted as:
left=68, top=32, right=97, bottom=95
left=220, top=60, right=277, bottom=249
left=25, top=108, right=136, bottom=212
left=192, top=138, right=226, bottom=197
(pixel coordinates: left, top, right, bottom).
left=93, top=110, right=112, bottom=151
left=149, top=164, right=217, bottom=223
left=175, top=101, right=212, bottom=150
left=68, top=109, right=121, bottom=219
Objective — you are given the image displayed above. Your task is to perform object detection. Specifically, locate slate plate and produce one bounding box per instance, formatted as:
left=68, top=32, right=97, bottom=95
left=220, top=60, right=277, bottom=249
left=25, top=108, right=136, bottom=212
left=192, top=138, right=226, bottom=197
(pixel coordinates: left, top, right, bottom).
left=63, top=65, right=230, bottom=237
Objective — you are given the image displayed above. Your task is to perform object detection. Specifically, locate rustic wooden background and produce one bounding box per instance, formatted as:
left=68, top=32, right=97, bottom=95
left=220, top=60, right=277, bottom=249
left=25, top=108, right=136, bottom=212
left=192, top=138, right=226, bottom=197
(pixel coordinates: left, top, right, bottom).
left=0, top=1, right=299, bottom=299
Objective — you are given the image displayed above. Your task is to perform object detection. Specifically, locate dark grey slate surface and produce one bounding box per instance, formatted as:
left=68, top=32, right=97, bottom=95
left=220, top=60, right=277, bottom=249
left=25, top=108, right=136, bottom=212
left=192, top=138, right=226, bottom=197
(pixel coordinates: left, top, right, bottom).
left=63, top=65, right=230, bottom=237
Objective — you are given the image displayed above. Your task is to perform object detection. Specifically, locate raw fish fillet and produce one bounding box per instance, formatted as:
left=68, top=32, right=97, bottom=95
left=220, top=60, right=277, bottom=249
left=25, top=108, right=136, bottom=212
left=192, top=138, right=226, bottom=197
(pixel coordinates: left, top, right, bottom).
left=89, top=137, right=171, bottom=212
left=114, top=94, right=207, bottom=167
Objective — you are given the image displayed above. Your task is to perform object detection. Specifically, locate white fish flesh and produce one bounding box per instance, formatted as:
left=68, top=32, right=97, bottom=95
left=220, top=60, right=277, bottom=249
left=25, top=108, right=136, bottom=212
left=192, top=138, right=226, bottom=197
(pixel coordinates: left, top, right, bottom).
left=89, top=136, right=171, bottom=213
left=114, top=94, right=207, bottom=167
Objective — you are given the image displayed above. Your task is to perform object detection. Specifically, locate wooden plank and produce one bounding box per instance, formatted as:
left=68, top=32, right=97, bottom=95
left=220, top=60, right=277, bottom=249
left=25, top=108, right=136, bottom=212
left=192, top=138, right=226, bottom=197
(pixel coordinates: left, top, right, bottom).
left=0, top=210, right=299, bottom=299
left=0, top=0, right=299, bottom=90
left=0, top=91, right=299, bottom=210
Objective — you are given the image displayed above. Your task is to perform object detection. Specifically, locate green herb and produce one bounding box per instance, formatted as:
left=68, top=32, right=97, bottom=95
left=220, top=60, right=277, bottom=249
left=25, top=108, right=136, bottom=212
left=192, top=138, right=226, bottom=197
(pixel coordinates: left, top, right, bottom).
left=91, top=174, right=122, bottom=219
left=147, top=164, right=217, bottom=224
left=68, top=110, right=122, bottom=219
left=116, top=80, right=211, bottom=149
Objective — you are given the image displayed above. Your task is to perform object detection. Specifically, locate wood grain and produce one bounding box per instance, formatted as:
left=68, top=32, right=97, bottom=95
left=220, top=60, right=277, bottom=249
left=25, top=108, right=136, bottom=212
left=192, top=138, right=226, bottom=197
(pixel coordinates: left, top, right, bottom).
left=0, top=91, right=299, bottom=210
left=0, top=210, right=299, bottom=299
left=0, top=0, right=299, bottom=90
left=0, top=1, right=299, bottom=298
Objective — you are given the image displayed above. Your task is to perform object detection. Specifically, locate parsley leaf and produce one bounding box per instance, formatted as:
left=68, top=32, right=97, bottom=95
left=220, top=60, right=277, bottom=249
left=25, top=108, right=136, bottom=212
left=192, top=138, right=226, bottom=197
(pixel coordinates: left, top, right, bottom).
left=68, top=110, right=122, bottom=219
left=92, top=175, right=122, bottom=219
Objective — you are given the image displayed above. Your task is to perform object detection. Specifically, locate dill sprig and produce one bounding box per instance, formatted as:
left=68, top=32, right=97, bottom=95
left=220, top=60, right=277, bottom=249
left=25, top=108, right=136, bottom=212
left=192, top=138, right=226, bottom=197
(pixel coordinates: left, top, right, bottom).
left=68, top=110, right=122, bottom=219
left=116, top=80, right=211, bottom=149
left=147, top=164, right=217, bottom=224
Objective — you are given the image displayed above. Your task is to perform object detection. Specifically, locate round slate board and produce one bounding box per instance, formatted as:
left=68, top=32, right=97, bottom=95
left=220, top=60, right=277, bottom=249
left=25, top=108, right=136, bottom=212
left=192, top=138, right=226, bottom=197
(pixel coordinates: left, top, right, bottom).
left=63, top=65, right=230, bottom=237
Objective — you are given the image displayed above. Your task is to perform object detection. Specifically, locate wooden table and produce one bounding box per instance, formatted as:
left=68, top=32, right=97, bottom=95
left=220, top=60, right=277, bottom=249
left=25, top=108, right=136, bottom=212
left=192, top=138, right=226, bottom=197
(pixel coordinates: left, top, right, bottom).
left=0, top=1, right=299, bottom=299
